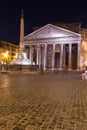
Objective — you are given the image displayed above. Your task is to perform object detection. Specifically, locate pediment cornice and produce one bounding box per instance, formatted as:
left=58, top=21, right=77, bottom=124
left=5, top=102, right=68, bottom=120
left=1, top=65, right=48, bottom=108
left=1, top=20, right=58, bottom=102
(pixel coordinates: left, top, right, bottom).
left=24, top=36, right=81, bottom=45
left=24, top=24, right=82, bottom=41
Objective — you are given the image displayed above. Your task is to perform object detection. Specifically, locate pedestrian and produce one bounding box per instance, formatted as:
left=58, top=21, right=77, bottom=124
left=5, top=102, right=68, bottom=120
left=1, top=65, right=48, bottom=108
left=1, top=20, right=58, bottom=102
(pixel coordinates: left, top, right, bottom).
left=64, top=65, right=67, bottom=73
left=82, top=70, right=85, bottom=80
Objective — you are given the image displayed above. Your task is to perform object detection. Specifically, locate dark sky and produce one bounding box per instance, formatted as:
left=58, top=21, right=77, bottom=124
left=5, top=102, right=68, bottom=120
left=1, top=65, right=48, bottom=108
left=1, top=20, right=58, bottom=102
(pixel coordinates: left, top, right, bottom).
left=0, top=0, right=87, bottom=44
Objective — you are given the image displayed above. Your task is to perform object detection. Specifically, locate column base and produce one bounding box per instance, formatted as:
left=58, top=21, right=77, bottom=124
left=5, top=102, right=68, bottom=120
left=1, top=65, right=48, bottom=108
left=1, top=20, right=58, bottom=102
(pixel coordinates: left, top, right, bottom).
left=43, top=67, right=46, bottom=70
left=68, top=68, right=72, bottom=70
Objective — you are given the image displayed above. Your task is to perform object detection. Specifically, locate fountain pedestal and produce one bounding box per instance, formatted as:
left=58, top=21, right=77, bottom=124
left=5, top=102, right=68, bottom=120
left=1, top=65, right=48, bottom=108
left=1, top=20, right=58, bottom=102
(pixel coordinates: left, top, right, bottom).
left=13, top=52, right=35, bottom=65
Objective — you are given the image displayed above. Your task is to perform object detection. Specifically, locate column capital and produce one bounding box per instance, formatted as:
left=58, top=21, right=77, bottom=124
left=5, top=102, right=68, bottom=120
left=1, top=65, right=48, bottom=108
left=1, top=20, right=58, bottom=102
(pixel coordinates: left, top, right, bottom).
left=44, top=44, right=47, bottom=47
left=36, top=44, right=40, bottom=49
left=30, top=45, right=33, bottom=48
left=77, top=43, right=81, bottom=47
left=69, top=43, right=72, bottom=46
left=53, top=44, right=55, bottom=47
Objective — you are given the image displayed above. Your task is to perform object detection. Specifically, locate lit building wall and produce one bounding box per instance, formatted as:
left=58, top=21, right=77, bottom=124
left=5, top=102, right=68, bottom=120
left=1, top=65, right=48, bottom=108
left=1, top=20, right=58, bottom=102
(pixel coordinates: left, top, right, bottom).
left=79, top=28, right=87, bottom=69
left=0, top=40, right=19, bottom=64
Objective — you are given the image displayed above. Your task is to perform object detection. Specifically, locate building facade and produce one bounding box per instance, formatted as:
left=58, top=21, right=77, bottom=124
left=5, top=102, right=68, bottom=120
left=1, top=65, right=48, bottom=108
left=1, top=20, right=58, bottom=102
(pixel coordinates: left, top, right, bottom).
left=0, top=40, right=19, bottom=64
left=24, top=24, right=83, bottom=70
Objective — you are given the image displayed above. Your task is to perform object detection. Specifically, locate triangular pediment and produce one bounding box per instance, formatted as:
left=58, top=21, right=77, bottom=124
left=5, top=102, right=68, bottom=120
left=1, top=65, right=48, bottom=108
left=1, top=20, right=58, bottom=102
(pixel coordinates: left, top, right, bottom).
left=24, top=24, right=81, bottom=40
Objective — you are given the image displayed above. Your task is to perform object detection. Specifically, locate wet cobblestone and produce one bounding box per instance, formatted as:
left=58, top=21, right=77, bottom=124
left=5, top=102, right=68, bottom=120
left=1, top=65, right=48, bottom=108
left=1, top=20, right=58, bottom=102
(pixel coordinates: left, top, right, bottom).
left=0, top=71, right=87, bottom=130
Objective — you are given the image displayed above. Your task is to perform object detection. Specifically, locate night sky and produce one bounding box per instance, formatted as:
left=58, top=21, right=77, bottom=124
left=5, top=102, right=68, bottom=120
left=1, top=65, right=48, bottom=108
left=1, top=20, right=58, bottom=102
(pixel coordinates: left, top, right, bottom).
left=0, top=0, right=87, bottom=44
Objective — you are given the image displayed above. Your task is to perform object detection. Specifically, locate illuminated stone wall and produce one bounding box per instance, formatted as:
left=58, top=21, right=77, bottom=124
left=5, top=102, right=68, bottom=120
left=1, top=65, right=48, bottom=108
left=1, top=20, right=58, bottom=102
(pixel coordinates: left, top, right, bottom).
left=79, top=28, right=87, bottom=68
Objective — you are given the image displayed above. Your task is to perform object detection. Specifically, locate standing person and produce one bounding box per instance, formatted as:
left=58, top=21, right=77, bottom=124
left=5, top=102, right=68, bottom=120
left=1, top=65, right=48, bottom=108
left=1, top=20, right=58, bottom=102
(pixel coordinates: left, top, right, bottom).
left=63, top=65, right=68, bottom=76
left=85, top=66, right=87, bottom=72
left=82, top=70, right=85, bottom=80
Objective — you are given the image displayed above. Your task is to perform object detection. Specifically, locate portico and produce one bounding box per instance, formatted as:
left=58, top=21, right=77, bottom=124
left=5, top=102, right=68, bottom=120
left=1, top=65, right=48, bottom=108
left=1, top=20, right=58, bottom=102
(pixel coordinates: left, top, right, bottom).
left=24, top=24, right=82, bottom=70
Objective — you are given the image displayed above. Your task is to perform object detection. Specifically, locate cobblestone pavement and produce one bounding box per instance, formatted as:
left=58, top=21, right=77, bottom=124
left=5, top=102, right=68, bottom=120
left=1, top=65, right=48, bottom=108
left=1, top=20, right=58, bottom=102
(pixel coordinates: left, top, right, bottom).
left=0, top=71, right=87, bottom=130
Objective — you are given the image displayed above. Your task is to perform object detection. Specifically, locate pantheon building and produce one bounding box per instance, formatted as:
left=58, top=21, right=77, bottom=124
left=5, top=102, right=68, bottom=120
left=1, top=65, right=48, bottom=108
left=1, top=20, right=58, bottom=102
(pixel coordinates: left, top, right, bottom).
left=23, top=22, right=86, bottom=70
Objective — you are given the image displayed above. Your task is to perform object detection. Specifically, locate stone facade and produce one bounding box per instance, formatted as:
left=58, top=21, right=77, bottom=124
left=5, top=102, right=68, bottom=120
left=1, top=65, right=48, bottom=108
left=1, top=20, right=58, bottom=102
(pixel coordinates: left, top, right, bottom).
left=24, top=24, right=83, bottom=70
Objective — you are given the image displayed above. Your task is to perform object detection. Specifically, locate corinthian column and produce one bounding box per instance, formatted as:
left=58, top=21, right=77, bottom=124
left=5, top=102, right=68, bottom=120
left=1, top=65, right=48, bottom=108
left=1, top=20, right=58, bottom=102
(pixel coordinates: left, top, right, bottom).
left=30, top=46, right=33, bottom=65
left=68, top=44, right=72, bottom=69
left=36, top=45, right=40, bottom=65
left=52, top=44, right=55, bottom=70
left=43, top=45, right=47, bottom=70
left=77, top=43, right=81, bottom=70
left=60, top=44, right=63, bottom=69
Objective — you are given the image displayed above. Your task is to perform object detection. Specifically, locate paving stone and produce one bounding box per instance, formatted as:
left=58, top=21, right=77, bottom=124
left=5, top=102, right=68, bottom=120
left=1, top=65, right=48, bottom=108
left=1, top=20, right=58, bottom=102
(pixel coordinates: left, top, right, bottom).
left=0, top=71, right=87, bottom=129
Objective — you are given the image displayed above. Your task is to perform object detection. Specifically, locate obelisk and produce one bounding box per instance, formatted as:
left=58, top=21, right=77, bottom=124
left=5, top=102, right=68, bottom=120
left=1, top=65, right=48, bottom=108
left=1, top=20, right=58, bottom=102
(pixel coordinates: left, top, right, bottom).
left=19, top=10, right=24, bottom=52
left=12, top=10, right=34, bottom=65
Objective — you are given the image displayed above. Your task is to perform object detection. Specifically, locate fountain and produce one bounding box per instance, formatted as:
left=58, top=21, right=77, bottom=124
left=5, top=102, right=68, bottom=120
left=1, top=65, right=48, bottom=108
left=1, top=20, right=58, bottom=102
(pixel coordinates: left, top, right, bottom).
left=12, top=52, right=35, bottom=65
left=12, top=10, right=34, bottom=65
